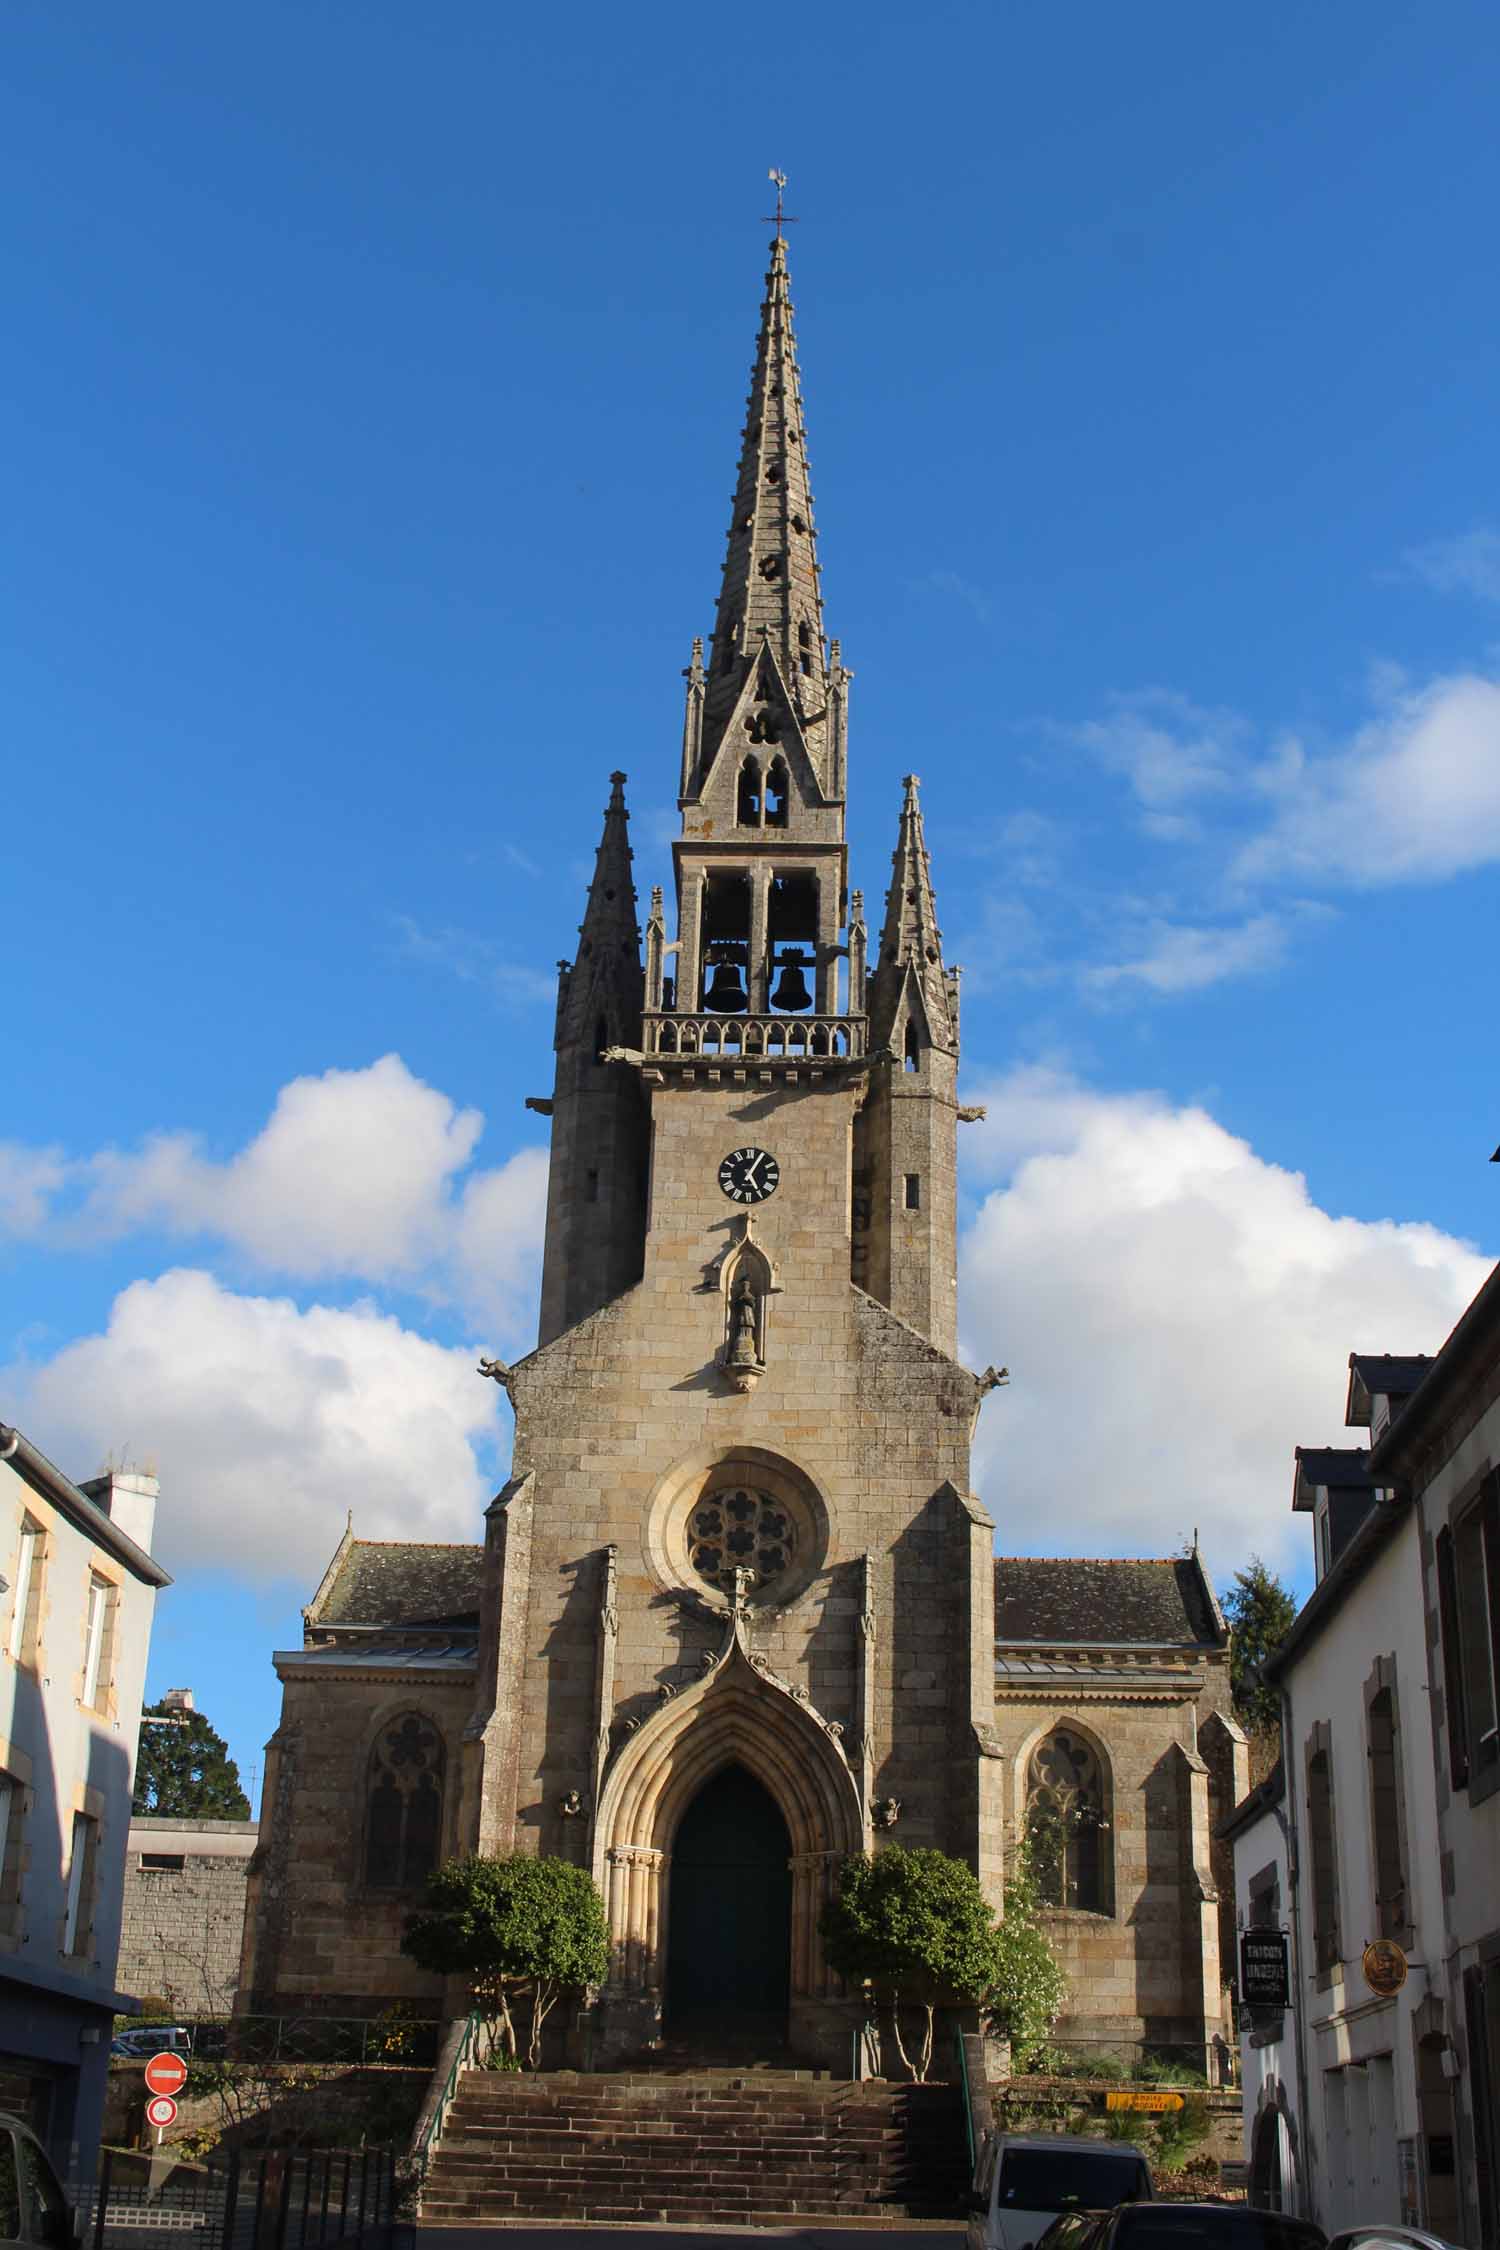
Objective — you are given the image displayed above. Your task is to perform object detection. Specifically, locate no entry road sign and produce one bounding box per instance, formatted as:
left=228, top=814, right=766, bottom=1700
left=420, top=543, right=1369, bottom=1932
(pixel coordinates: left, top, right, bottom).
left=143, top=2053, right=188, bottom=2098
left=145, top=2096, right=178, bottom=2130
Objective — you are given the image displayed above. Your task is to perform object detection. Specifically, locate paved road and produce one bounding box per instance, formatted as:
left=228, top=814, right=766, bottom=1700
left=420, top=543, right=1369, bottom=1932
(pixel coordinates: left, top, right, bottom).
left=417, top=2229, right=963, bottom=2247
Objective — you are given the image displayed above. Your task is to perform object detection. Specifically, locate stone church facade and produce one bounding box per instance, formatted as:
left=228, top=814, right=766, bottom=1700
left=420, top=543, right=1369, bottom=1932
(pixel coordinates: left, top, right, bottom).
left=240, top=235, right=1244, bottom=2070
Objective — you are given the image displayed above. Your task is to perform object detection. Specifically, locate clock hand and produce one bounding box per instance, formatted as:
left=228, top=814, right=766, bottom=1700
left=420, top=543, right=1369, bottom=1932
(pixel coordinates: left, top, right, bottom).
left=746, top=1153, right=764, bottom=1188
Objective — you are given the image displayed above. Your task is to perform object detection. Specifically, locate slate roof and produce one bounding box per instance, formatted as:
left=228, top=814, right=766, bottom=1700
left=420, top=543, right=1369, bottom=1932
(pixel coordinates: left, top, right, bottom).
left=1291, top=1446, right=1375, bottom=1510
left=994, top=1556, right=1224, bottom=1649
left=1347, top=1353, right=1432, bottom=1398
left=308, top=1538, right=484, bottom=1629
left=281, top=1631, right=480, bottom=1674
left=1345, top=1353, right=1434, bottom=1427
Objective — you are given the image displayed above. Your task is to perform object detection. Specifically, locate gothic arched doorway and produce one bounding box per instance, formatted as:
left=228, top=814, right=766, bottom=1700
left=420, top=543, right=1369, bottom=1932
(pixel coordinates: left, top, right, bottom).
left=666, top=1764, right=792, bottom=2039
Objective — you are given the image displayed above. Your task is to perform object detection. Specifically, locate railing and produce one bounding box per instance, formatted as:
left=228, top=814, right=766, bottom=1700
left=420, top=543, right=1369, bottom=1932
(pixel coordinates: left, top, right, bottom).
left=113, top=2018, right=441, bottom=2070
left=407, top=2010, right=484, bottom=2195
left=644, top=1010, right=867, bottom=1062
left=79, top=2145, right=398, bottom=2250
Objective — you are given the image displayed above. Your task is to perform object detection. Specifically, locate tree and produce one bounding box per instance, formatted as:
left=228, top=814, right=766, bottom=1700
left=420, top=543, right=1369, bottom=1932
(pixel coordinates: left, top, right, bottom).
left=401, top=1854, right=610, bottom=2068
left=133, top=1699, right=251, bottom=1819
left=819, top=1845, right=1005, bottom=2082
left=983, top=1834, right=1068, bottom=2069
left=1223, top=1558, right=1298, bottom=1737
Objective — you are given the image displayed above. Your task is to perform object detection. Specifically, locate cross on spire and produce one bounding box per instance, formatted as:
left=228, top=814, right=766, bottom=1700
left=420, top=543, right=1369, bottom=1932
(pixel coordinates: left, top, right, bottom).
left=762, top=167, right=798, bottom=235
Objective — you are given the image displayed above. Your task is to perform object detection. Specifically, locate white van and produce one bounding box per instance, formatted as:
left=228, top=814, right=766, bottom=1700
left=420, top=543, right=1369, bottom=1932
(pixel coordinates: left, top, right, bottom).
left=966, top=2131, right=1154, bottom=2250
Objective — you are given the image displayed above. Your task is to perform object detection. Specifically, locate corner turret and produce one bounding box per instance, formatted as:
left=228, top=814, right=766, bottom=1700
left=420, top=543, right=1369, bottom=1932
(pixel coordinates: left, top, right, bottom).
left=854, top=776, right=959, bottom=1353
left=537, top=773, right=648, bottom=1345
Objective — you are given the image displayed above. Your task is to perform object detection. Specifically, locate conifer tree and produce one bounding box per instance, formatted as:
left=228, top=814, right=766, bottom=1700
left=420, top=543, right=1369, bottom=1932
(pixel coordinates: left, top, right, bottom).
left=133, top=1699, right=251, bottom=1820
left=1223, top=1557, right=1298, bottom=1737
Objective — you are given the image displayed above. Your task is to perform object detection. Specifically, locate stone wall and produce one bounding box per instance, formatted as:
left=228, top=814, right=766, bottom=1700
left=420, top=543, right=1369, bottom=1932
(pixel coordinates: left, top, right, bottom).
left=117, top=1819, right=257, bottom=2016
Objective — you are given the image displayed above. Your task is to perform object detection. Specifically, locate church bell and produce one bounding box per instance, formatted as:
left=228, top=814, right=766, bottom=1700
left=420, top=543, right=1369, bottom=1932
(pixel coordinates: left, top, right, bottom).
left=769, top=950, right=812, bottom=1012
left=703, top=953, right=748, bottom=1013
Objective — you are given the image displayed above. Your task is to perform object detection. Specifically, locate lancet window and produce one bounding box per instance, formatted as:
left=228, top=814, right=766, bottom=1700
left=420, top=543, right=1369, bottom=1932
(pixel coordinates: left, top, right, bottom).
left=1026, top=1727, right=1111, bottom=1913
left=364, top=1713, right=445, bottom=1892
left=737, top=758, right=762, bottom=825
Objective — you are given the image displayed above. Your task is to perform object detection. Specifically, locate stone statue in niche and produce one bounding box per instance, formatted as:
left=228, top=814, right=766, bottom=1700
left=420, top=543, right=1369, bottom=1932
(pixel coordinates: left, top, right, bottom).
left=716, top=1221, right=775, bottom=1393
left=723, top=1275, right=762, bottom=1389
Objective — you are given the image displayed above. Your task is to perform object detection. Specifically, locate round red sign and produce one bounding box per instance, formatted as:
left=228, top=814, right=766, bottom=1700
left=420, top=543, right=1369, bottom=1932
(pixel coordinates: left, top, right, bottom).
left=143, top=2053, right=188, bottom=2097
left=145, top=2095, right=178, bottom=2130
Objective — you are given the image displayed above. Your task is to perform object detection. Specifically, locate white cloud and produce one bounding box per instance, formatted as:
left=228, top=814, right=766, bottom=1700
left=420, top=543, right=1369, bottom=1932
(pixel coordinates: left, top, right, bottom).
left=1240, top=670, right=1500, bottom=885
left=56, top=1056, right=548, bottom=1343
left=960, top=1066, right=1492, bottom=1579
left=1071, top=690, right=1247, bottom=814
left=1404, top=528, right=1500, bottom=606
left=1084, top=913, right=1288, bottom=995
left=0, top=1145, right=68, bottom=1239
left=8, top=1269, right=503, bottom=1583
left=393, top=915, right=556, bottom=1010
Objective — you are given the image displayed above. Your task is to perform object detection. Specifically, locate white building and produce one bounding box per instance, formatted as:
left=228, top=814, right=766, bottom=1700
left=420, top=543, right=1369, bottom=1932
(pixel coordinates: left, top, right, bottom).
left=1225, top=1350, right=1464, bottom=2239
left=1365, top=1269, right=1500, bottom=2249
left=0, top=1426, right=169, bottom=2185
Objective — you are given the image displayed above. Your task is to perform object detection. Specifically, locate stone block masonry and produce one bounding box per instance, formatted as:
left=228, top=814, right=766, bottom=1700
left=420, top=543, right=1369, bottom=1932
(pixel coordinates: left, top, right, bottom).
left=117, top=1817, right=257, bottom=2016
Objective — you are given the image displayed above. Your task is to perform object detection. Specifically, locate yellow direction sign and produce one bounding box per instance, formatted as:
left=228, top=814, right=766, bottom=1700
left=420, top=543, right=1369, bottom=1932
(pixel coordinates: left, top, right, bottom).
left=1105, top=2090, right=1185, bottom=2113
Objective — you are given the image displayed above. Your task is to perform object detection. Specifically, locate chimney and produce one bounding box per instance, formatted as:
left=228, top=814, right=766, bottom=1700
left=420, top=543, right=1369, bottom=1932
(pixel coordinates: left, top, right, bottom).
left=80, top=1468, right=159, bottom=1554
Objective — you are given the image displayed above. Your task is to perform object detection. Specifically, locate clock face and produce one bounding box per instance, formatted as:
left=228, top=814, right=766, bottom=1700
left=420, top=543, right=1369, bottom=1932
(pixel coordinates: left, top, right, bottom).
left=718, top=1146, right=780, bottom=1204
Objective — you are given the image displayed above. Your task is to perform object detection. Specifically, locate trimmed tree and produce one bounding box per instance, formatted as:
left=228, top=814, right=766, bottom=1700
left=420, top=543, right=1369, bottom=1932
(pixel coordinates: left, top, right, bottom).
left=401, top=1854, right=610, bottom=2068
left=132, top=1699, right=251, bottom=1820
left=983, top=1834, right=1068, bottom=2069
left=819, top=1845, right=1005, bottom=2082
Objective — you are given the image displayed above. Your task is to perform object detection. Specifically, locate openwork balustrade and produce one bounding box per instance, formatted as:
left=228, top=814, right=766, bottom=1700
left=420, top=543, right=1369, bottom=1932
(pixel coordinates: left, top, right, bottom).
left=644, top=1011, right=867, bottom=1062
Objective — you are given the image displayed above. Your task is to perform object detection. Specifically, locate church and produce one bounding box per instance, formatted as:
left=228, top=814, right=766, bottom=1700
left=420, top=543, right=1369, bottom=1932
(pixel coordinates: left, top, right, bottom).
left=240, top=229, right=1246, bottom=2072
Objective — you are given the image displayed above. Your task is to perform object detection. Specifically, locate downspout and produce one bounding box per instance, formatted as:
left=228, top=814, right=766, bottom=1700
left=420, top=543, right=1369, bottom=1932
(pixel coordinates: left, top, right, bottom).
left=1272, top=1673, right=1316, bottom=2225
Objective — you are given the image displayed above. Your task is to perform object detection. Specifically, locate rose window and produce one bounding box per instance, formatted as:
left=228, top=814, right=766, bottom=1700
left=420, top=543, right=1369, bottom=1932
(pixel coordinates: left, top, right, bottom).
left=688, top=1486, right=796, bottom=1595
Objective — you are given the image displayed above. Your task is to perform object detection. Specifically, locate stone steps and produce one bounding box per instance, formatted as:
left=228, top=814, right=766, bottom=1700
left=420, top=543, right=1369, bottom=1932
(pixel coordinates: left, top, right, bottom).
left=420, top=2070, right=969, bottom=2226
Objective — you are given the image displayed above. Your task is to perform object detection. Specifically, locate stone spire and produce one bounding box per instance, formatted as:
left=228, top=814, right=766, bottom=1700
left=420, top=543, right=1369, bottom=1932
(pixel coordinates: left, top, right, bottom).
left=870, top=775, right=957, bottom=1051
left=697, top=233, right=830, bottom=782
left=557, top=770, right=643, bottom=1047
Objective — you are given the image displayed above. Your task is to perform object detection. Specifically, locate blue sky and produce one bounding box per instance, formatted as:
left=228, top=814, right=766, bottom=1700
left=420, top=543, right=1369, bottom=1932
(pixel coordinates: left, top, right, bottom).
left=4, top=2, right=1498, bottom=1800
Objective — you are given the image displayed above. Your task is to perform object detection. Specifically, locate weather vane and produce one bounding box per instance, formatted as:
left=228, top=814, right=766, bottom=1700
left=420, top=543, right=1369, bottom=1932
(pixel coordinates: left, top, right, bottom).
left=763, top=168, right=798, bottom=233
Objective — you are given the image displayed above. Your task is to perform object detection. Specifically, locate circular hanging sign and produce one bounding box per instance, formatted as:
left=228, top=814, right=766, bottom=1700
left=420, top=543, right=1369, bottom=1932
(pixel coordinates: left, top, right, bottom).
left=145, top=2095, right=178, bottom=2130
left=143, top=2052, right=189, bottom=2097
left=1362, top=1938, right=1408, bottom=1996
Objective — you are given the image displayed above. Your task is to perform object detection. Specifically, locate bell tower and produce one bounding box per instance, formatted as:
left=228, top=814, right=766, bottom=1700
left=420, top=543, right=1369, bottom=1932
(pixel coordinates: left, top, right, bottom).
left=660, top=232, right=859, bottom=1049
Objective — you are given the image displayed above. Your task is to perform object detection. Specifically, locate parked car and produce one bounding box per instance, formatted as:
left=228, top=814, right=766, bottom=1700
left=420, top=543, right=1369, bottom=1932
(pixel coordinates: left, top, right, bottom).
left=109, top=2024, right=192, bottom=2061
left=0, top=2113, right=79, bottom=2248
left=967, top=2133, right=1154, bottom=2250
left=1061, top=2203, right=1327, bottom=2250
left=1327, top=2232, right=1462, bottom=2250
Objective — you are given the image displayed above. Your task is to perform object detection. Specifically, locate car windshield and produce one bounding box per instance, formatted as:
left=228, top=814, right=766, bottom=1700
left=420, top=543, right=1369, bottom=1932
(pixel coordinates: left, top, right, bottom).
left=998, top=2151, right=1148, bottom=2213
left=1116, top=2212, right=1324, bottom=2250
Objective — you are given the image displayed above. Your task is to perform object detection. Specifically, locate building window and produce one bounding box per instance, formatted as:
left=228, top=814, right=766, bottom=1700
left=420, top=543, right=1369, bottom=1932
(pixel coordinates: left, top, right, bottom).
left=1026, top=1727, right=1111, bottom=1913
left=903, top=1021, right=921, bottom=1073
left=1365, top=1659, right=1410, bottom=1940
left=364, top=1715, right=445, bottom=1892
left=7, top=1519, right=43, bottom=1665
left=0, top=1771, right=22, bottom=1938
left=81, top=1575, right=115, bottom=1711
left=1463, top=1958, right=1500, bottom=2235
left=62, top=1812, right=98, bottom=1956
left=1449, top=1476, right=1500, bottom=1801
left=140, top=1853, right=186, bottom=1872
left=1436, top=1525, right=1470, bottom=1789
left=1305, top=1723, right=1341, bottom=1975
